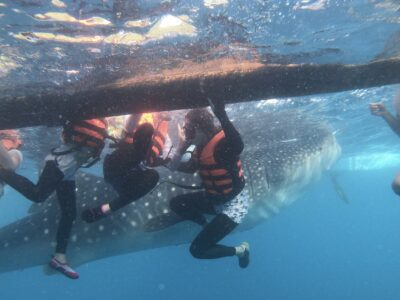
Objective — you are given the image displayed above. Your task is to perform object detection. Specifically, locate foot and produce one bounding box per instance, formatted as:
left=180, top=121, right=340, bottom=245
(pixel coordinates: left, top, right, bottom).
left=236, top=241, right=250, bottom=269
left=49, top=256, right=79, bottom=279
left=81, top=206, right=108, bottom=223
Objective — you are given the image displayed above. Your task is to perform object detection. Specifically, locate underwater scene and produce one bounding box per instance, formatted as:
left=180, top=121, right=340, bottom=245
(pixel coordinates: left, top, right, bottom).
left=0, top=0, right=400, bottom=299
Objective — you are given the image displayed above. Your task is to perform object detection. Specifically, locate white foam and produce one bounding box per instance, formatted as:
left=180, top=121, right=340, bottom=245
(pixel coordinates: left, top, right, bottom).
left=335, top=152, right=400, bottom=171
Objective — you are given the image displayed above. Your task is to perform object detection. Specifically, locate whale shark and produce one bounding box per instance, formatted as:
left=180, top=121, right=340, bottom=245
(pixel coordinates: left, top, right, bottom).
left=0, top=108, right=340, bottom=275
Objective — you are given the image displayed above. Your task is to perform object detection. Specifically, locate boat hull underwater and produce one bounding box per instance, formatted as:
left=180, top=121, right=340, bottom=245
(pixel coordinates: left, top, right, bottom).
left=0, top=55, right=399, bottom=130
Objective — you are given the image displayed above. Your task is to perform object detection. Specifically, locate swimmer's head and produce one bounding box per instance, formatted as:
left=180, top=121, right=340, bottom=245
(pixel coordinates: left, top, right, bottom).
left=132, top=122, right=154, bottom=152
left=393, top=90, right=400, bottom=117
left=184, top=108, right=217, bottom=144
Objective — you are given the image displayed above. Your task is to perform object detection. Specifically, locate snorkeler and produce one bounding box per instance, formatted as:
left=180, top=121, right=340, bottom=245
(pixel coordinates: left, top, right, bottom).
left=370, top=92, right=400, bottom=195
left=0, top=119, right=108, bottom=279
left=0, top=130, right=23, bottom=198
left=81, top=113, right=170, bottom=223
left=169, top=99, right=250, bottom=268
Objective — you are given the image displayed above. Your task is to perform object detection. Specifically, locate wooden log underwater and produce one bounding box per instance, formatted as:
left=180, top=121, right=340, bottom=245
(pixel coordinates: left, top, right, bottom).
left=0, top=56, right=399, bottom=130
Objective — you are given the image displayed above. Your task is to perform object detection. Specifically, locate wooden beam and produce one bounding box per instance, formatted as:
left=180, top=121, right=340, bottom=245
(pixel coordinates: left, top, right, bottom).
left=0, top=57, right=399, bottom=129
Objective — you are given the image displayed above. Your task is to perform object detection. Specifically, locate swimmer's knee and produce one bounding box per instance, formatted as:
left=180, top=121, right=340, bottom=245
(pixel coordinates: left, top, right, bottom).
left=32, top=190, right=48, bottom=203
left=189, top=243, right=206, bottom=259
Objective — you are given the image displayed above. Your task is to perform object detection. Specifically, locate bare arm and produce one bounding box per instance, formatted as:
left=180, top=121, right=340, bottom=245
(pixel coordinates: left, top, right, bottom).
left=0, top=143, right=16, bottom=170
left=369, top=103, right=400, bottom=135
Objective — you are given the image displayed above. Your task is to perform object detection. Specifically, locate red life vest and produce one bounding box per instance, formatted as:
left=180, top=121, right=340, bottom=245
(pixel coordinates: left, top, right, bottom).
left=148, top=119, right=169, bottom=165
left=63, top=118, right=108, bottom=154
left=123, top=113, right=169, bottom=165
left=199, top=131, right=244, bottom=195
left=0, top=130, right=22, bottom=150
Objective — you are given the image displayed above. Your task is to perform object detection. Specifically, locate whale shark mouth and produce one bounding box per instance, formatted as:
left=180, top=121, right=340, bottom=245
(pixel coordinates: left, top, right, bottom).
left=235, top=109, right=341, bottom=225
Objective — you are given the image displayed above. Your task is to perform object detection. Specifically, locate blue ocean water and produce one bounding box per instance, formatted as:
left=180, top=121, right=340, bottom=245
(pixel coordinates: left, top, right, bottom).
left=2, top=150, right=400, bottom=300
left=0, top=0, right=400, bottom=299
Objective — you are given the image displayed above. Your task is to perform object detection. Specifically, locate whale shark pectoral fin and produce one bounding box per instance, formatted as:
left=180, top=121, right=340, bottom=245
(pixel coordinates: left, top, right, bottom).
left=142, top=212, right=184, bottom=232
left=328, top=172, right=350, bottom=204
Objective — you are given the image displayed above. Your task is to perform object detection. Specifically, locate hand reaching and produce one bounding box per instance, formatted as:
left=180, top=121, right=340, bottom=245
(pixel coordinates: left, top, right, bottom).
left=369, top=103, right=388, bottom=117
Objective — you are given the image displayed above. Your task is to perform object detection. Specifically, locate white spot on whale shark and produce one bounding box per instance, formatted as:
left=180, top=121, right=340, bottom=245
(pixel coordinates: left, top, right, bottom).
left=71, top=234, right=77, bottom=242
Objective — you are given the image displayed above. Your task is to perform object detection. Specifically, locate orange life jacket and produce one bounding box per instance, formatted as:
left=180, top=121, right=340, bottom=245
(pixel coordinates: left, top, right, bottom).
left=63, top=118, right=108, bottom=154
left=123, top=113, right=169, bottom=165
left=148, top=119, right=168, bottom=165
left=199, top=131, right=244, bottom=195
left=0, top=130, right=22, bottom=150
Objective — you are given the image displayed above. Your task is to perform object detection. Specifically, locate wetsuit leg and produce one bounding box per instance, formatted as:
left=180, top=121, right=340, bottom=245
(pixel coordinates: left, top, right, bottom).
left=0, top=160, right=63, bottom=203
left=109, top=169, right=159, bottom=211
left=190, top=213, right=237, bottom=259
left=169, top=191, right=216, bottom=226
left=55, top=180, right=76, bottom=254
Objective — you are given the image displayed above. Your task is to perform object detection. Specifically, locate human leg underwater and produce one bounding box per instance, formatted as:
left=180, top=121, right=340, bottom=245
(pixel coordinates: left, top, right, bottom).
left=170, top=191, right=215, bottom=226
left=49, top=180, right=79, bottom=279
left=170, top=191, right=250, bottom=267
left=0, top=160, right=80, bottom=278
left=55, top=180, right=77, bottom=254
left=0, top=160, right=63, bottom=202
left=82, top=168, right=159, bottom=223
left=190, top=213, right=237, bottom=259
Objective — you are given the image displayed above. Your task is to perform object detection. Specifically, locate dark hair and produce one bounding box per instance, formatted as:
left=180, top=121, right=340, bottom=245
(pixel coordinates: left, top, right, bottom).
left=184, top=108, right=217, bottom=138
left=133, top=123, right=154, bottom=142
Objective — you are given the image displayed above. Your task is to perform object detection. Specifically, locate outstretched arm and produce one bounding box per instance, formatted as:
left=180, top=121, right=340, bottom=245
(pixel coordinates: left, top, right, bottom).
left=208, top=98, right=244, bottom=155
left=369, top=103, right=400, bottom=135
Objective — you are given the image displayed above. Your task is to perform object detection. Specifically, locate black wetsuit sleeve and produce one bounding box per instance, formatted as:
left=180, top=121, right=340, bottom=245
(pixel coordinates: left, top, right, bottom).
left=104, top=145, right=146, bottom=180
left=214, top=110, right=244, bottom=164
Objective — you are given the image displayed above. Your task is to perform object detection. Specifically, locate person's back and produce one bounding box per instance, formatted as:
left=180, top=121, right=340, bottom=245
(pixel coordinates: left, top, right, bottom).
left=82, top=122, right=162, bottom=223
left=103, top=142, right=148, bottom=183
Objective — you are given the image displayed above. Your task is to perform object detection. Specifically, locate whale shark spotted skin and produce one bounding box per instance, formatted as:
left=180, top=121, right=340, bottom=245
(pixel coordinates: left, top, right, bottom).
left=0, top=109, right=340, bottom=274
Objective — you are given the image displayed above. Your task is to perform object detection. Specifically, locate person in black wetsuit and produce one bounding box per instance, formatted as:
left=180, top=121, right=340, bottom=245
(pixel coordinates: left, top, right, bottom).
left=81, top=122, right=168, bottom=222
left=169, top=99, right=250, bottom=268
left=0, top=118, right=108, bottom=279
